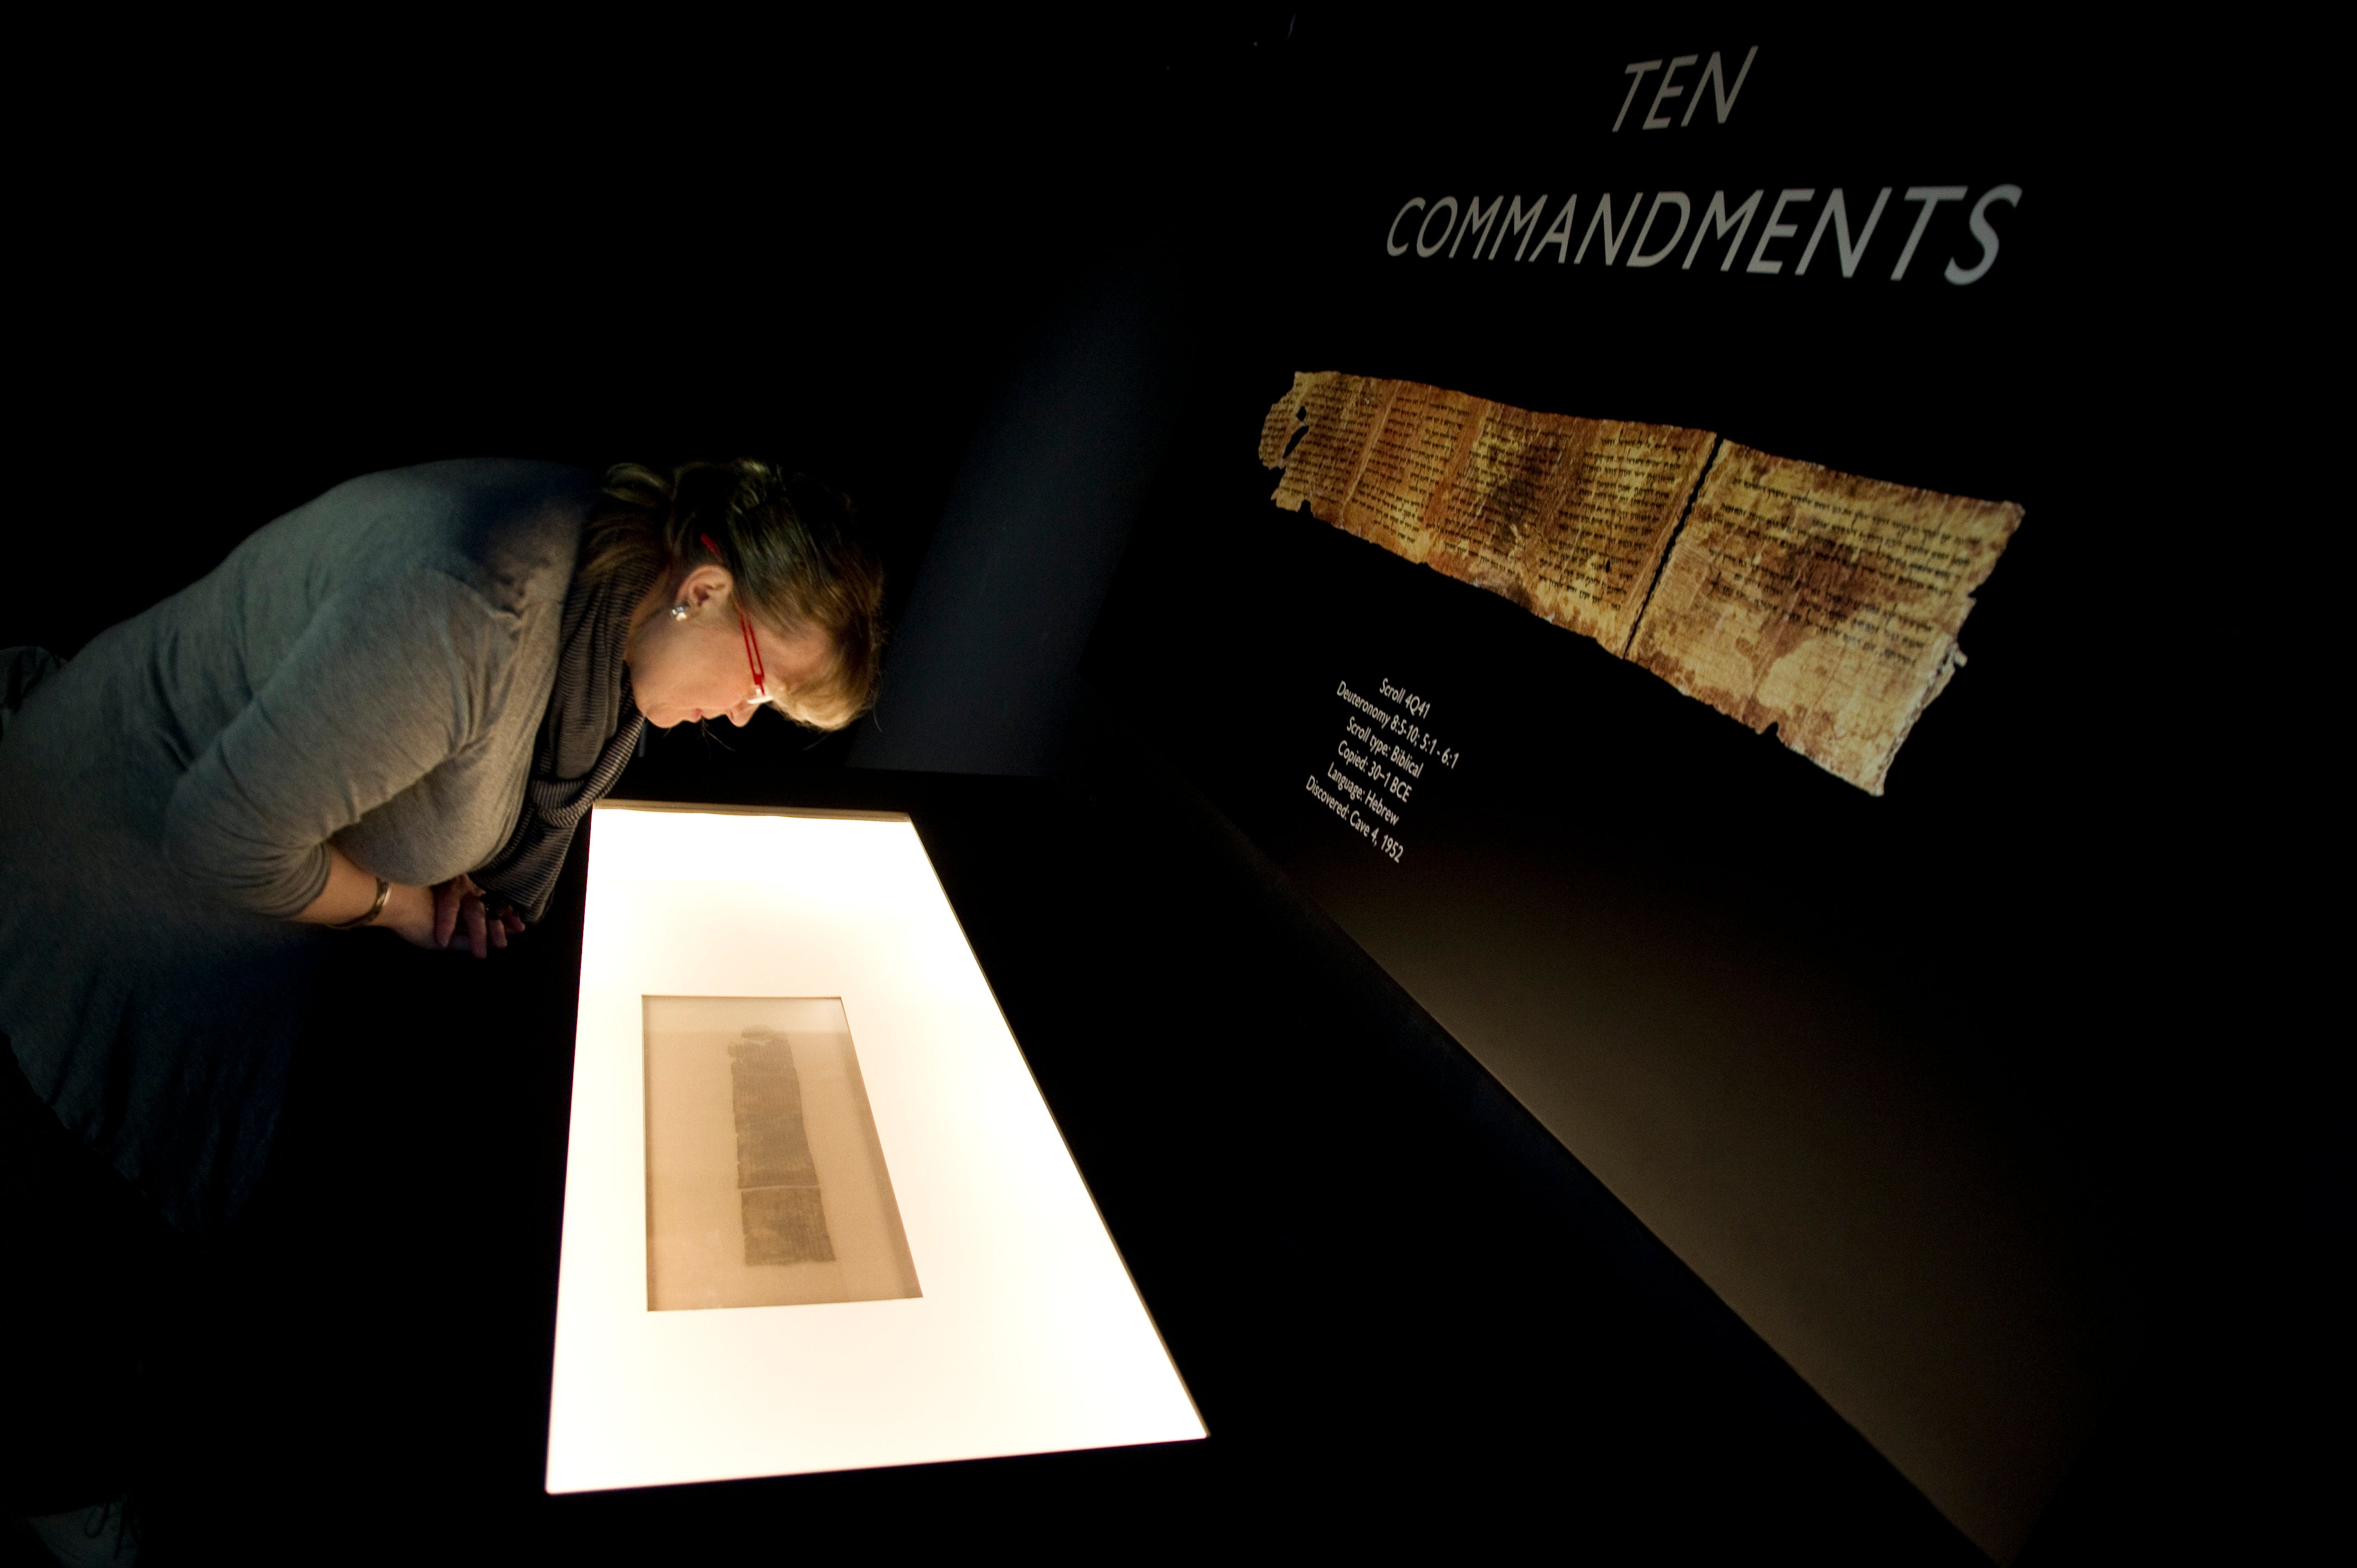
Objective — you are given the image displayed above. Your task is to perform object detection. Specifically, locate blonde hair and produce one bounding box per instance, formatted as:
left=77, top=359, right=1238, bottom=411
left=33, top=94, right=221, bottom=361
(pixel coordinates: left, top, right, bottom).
left=581, top=460, right=884, bottom=730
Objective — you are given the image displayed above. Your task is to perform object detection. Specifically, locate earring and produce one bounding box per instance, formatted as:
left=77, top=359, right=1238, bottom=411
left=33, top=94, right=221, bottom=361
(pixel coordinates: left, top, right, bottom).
left=668, top=604, right=691, bottom=621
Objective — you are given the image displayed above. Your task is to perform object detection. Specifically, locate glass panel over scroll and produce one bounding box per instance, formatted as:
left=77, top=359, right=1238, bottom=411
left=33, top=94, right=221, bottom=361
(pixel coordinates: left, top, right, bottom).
left=642, top=996, right=920, bottom=1311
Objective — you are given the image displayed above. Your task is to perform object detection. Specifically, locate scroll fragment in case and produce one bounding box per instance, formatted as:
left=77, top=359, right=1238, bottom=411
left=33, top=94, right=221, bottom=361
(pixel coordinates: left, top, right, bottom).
left=548, top=804, right=1202, bottom=1493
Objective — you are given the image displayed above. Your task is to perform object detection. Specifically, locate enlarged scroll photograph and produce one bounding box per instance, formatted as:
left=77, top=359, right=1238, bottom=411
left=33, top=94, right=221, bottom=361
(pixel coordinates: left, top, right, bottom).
left=642, top=996, right=920, bottom=1311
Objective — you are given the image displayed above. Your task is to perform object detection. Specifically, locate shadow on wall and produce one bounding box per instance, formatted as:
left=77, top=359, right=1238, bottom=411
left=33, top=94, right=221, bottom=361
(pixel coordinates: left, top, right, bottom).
left=847, top=255, right=1187, bottom=778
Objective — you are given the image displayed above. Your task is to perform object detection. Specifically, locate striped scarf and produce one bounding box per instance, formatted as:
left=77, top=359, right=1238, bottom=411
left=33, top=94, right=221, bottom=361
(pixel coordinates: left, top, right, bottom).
left=472, top=559, right=656, bottom=922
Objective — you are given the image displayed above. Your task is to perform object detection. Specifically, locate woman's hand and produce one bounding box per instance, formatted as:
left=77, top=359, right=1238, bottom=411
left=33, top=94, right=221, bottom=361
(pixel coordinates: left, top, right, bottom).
left=430, top=873, right=526, bottom=958
left=300, top=848, right=523, bottom=956
left=375, top=881, right=440, bottom=948
left=377, top=874, right=525, bottom=956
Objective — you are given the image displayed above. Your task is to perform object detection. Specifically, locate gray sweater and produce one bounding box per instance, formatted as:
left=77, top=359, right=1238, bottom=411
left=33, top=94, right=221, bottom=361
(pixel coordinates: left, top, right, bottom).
left=0, top=460, right=599, bottom=1229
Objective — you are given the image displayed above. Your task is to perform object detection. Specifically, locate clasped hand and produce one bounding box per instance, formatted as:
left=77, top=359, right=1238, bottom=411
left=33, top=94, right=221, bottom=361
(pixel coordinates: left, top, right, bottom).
left=411, top=873, right=525, bottom=958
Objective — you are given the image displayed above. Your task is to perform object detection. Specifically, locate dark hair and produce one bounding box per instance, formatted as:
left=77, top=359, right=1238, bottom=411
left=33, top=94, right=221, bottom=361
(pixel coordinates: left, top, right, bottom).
left=581, top=460, right=884, bottom=729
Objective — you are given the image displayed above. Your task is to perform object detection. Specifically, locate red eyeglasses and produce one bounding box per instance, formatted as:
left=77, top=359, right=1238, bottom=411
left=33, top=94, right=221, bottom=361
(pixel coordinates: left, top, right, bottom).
left=701, top=533, right=769, bottom=706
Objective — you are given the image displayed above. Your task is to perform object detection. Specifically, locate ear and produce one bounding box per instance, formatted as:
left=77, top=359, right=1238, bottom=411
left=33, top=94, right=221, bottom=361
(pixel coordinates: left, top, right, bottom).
left=677, top=564, right=735, bottom=613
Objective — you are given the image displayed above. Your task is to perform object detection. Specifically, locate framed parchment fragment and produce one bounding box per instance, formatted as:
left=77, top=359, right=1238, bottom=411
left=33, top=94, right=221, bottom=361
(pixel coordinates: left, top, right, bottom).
left=642, top=996, right=919, bottom=1312
left=548, top=804, right=1202, bottom=1493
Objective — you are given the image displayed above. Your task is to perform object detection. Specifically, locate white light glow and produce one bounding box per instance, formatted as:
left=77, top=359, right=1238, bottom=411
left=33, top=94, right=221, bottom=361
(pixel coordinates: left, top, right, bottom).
left=546, top=804, right=1203, bottom=1493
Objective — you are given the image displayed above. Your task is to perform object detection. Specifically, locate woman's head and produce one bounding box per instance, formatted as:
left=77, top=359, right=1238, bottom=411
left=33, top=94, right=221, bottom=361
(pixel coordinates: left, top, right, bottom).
left=586, top=460, right=884, bottom=731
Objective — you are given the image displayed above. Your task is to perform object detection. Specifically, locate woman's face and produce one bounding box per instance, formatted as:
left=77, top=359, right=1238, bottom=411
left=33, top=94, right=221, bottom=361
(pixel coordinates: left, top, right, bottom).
left=626, top=564, right=835, bottom=729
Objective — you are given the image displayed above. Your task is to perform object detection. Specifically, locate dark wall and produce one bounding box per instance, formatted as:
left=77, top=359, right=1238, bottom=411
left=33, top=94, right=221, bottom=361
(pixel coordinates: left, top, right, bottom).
left=1076, top=19, right=2267, bottom=1561
left=846, top=255, right=1188, bottom=776
left=6, top=16, right=1253, bottom=675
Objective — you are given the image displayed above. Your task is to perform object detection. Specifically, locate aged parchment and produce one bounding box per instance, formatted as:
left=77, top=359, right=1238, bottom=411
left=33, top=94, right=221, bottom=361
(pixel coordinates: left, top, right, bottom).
left=643, top=996, right=921, bottom=1311
left=1260, top=371, right=1714, bottom=652
left=730, top=1031, right=835, bottom=1266
left=1260, top=373, right=2023, bottom=793
left=1628, top=443, right=2023, bottom=793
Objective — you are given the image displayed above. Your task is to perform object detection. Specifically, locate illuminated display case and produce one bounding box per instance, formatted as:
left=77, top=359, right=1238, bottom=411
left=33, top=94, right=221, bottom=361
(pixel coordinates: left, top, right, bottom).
left=545, top=803, right=1202, bottom=1493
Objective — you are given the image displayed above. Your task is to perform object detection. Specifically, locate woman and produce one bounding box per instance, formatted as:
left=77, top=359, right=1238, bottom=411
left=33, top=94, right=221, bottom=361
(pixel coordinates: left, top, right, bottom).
left=0, top=458, right=882, bottom=1550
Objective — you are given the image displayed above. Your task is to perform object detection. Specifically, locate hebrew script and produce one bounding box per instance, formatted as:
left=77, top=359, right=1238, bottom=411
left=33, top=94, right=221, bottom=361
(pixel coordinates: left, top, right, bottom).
left=1262, top=372, right=1713, bottom=653
left=1260, top=372, right=2024, bottom=793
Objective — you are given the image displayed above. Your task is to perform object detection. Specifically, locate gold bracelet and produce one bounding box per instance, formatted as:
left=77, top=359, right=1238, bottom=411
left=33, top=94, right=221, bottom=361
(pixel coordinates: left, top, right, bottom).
left=330, top=875, right=393, bottom=930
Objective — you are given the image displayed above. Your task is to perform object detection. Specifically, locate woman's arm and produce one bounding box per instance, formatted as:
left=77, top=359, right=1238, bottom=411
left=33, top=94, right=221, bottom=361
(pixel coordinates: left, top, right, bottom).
left=163, top=571, right=494, bottom=920
left=159, top=570, right=534, bottom=957
left=292, top=842, right=521, bottom=957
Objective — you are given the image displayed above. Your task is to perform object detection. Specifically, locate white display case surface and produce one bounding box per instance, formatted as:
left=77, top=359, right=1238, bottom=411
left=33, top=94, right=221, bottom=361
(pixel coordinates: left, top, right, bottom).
left=547, top=803, right=1203, bottom=1493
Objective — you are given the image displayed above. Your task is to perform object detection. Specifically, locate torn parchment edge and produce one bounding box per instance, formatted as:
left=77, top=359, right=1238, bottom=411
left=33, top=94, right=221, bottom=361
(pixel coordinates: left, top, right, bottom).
left=1258, top=371, right=2024, bottom=796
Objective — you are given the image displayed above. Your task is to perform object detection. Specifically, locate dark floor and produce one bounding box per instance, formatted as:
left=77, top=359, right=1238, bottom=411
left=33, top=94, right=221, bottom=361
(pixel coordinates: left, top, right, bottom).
left=6, top=713, right=2336, bottom=1565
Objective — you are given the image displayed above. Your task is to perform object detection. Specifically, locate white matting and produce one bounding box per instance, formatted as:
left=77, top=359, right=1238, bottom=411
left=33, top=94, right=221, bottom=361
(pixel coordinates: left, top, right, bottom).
left=546, top=803, right=1204, bottom=1493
